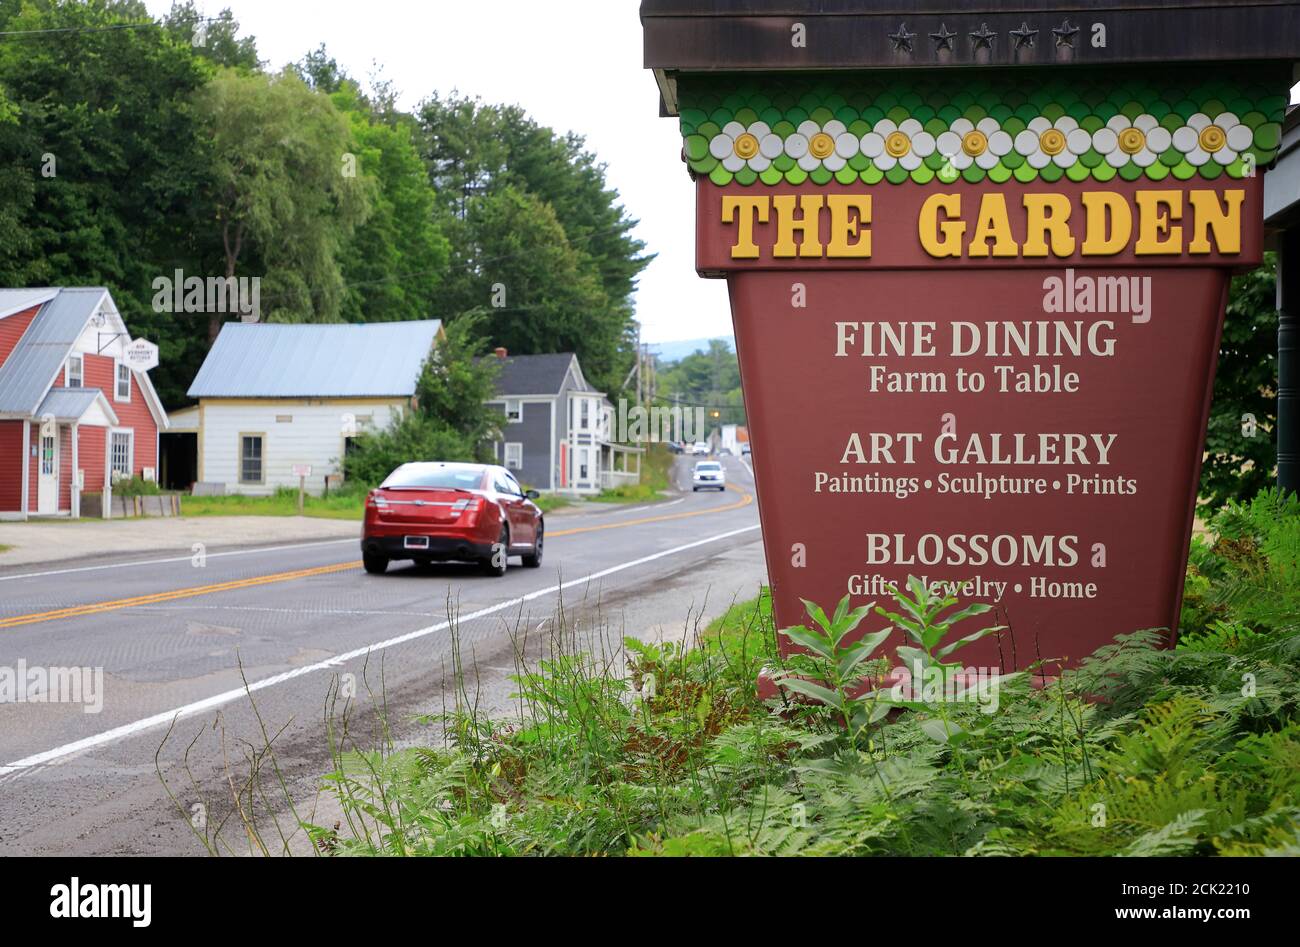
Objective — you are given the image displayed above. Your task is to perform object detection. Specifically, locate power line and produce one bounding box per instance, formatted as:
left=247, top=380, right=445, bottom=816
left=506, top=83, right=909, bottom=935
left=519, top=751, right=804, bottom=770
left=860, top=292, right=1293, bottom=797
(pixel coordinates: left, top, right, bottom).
left=0, top=16, right=228, bottom=39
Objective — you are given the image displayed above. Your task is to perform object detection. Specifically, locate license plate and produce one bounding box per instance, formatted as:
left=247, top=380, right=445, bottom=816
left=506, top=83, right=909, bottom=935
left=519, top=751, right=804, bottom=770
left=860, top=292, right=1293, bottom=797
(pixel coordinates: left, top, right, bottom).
left=404, top=535, right=430, bottom=550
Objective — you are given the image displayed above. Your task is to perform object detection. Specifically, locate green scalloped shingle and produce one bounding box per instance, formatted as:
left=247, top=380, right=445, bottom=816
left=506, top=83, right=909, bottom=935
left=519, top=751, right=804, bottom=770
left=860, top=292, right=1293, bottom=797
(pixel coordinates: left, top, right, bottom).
left=1254, top=122, right=1283, bottom=151
left=677, top=71, right=1288, bottom=188
left=886, top=164, right=910, bottom=184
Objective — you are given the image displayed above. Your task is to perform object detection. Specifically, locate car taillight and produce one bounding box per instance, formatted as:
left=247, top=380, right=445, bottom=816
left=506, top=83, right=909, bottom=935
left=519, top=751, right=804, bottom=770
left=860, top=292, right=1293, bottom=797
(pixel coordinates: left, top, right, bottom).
left=368, top=492, right=388, bottom=509
left=451, top=497, right=481, bottom=514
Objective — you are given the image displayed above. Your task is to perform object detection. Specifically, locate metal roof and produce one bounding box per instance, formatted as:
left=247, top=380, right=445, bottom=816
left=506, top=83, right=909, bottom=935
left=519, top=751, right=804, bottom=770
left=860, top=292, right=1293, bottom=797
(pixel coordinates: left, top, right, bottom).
left=0, top=288, right=108, bottom=415
left=0, top=288, right=57, bottom=318
left=187, top=320, right=444, bottom=399
left=35, top=386, right=119, bottom=425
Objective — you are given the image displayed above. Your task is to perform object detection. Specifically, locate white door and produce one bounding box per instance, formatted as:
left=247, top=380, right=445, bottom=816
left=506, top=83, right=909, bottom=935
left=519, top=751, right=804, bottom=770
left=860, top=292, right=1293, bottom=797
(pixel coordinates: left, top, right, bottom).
left=37, top=430, right=58, bottom=514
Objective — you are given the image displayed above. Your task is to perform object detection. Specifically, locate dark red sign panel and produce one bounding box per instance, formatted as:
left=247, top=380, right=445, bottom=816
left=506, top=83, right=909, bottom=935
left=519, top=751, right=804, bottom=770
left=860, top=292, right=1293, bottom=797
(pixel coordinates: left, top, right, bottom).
left=704, top=177, right=1261, bottom=670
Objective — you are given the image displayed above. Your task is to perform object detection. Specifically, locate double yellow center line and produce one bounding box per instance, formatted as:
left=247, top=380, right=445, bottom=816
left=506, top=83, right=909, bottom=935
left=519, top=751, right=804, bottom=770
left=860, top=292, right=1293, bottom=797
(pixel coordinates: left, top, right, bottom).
left=0, top=485, right=754, bottom=630
left=0, top=561, right=359, bottom=629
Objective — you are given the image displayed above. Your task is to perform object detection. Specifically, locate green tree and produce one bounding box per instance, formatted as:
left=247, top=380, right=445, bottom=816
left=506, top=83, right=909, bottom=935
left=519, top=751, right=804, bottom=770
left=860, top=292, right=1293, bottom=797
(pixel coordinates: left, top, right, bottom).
left=418, top=94, right=650, bottom=395
left=656, top=340, right=746, bottom=426
left=331, top=84, right=448, bottom=324
left=1201, top=255, right=1279, bottom=509
left=162, top=2, right=259, bottom=71
left=195, top=67, right=372, bottom=338
left=0, top=0, right=216, bottom=404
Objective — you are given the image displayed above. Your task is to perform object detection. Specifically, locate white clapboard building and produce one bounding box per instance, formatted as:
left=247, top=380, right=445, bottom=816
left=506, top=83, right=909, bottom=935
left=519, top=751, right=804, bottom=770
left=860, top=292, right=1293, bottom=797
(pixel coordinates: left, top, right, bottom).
left=182, top=320, right=443, bottom=496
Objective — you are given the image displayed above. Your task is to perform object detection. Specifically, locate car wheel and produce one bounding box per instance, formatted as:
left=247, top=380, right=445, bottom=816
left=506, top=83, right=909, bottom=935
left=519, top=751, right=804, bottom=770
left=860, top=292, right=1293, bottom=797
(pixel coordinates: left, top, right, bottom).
left=522, top=521, right=543, bottom=568
left=692, top=486, right=699, bottom=492
left=363, top=552, right=388, bottom=575
left=483, top=524, right=509, bottom=577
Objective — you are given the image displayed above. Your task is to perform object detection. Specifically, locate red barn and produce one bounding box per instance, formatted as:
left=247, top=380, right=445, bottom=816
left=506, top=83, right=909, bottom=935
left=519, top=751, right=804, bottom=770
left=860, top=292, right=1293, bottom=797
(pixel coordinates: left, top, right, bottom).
left=0, top=288, right=168, bottom=519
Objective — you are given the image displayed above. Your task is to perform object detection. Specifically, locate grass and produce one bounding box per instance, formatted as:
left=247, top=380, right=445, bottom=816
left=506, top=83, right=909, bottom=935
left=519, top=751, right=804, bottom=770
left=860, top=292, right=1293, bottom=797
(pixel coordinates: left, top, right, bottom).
left=183, top=484, right=570, bottom=519
left=181, top=487, right=365, bottom=520
left=167, top=487, right=1300, bottom=857
left=0, top=544, right=12, bottom=554
left=590, top=443, right=674, bottom=503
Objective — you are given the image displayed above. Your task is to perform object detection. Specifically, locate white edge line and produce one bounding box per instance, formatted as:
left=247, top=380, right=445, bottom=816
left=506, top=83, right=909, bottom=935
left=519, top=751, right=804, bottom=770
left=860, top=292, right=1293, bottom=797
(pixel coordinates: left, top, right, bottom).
left=0, top=523, right=762, bottom=775
left=0, top=538, right=358, bottom=582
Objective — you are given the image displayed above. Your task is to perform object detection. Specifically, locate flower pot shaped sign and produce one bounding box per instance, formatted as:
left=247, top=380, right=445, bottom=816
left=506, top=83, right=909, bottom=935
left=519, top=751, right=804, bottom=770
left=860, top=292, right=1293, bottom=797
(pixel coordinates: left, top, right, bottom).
left=643, top=2, right=1298, bottom=672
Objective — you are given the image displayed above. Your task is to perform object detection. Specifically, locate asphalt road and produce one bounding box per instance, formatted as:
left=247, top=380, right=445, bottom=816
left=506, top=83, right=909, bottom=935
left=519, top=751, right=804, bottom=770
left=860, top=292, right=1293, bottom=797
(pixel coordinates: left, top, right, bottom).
left=0, top=454, right=765, bottom=855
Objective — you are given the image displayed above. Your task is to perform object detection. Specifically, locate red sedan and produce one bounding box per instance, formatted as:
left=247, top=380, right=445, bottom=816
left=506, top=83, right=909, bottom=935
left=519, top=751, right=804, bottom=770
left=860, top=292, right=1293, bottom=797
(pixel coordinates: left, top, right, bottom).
left=361, top=462, right=544, bottom=577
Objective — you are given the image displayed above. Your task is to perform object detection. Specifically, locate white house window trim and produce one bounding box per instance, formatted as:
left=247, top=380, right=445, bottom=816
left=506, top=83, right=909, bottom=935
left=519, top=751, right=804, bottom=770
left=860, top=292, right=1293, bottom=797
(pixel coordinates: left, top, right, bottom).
left=504, top=399, right=522, bottom=424
left=504, top=441, right=523, bottom=471
left=65, top=354, right=83, bottom=388
left=115, top=359, right=131, bottom=402
left=110, top=428, right=134, bottom=481
left=239, top=432, right=265, bottom=485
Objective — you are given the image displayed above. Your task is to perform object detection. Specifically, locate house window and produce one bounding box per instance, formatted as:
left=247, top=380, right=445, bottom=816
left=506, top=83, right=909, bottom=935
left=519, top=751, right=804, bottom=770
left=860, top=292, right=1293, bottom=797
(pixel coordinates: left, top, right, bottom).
left=579, top=448, right=589, bottom=481
left=505, top=399, right=522, bottom=423
left=580, top=399, right=590, bottom=430
left=504, top=442, right=523, bottom=470
left=66, top=355, right=83, bottom=388
left=110, top=431, right=132, bottom=479
left=116, top=362, right=131, bottom=401
left=239, top=434, right=264, bottom=484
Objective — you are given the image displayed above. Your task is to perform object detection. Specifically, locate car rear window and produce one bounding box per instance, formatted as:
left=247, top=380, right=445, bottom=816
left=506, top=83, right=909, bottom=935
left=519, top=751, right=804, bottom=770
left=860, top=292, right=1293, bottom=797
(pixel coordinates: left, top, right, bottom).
left=382, top=465, right=484, bottom=489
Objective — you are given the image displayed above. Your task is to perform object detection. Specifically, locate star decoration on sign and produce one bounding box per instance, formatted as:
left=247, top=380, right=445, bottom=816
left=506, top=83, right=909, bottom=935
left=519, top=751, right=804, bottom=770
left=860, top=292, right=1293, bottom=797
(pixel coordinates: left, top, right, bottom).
left=888, top=22, right=916, bottom=53
left=1052, top=19, right=1081, bottom=47
left=969, top=23, right=996, bottom=50
left=1010, top=22, right=1039, bottom=49
left=929, top=23, right=957, bottom=51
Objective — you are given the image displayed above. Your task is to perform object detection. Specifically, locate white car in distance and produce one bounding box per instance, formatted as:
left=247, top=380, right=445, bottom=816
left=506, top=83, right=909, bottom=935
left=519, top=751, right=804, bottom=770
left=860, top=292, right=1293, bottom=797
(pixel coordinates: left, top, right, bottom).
left=692, top=460, right=726, bottom=491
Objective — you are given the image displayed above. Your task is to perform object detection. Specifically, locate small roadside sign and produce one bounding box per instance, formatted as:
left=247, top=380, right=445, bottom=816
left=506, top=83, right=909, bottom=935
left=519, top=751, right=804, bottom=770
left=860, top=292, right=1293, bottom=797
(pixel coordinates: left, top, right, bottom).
left=122, top=338, right=159, bottom=372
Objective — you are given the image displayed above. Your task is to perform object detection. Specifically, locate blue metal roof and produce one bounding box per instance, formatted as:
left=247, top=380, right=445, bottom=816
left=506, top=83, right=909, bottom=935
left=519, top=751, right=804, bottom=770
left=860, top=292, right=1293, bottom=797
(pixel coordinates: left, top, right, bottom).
left=187, top=320, right=444, bottom=399
left=0, top=288, right=108, bottom=415
left=35, top=386, right=118, bottom=425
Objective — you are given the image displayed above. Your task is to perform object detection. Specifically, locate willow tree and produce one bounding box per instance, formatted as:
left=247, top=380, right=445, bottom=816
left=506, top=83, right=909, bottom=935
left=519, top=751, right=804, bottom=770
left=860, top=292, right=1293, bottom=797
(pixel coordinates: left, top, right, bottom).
left=196, top=67, right=372, bottom=339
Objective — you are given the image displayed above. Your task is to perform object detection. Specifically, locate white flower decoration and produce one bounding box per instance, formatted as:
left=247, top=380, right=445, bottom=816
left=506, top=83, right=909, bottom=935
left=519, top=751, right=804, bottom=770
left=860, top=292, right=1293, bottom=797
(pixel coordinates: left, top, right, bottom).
left=709, top=120, right=784, bottom=172
left=1092, top=114, right=1173, bottom=168
left=784, top=119, right=855, bottom=171
left=935, top=116, right=1013, bottom=171
left=1171, top=112, right=1254, bottom=167
left=1013, top=116, right=1092, bottom=168
left=859, top=118, right=937, bottom=171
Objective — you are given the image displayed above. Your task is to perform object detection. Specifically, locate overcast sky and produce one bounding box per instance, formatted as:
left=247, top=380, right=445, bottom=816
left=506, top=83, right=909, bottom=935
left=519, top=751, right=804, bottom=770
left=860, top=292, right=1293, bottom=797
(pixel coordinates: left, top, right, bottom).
left=143, top=0, right=727, bottom=345
left=144, top=1, right=1300, bottom=345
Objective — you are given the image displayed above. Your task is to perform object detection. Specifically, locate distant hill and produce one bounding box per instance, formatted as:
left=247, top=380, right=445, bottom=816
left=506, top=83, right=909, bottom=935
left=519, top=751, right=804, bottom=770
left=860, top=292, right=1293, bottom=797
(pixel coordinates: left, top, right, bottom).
left=648, top=335, right=735, bottom=363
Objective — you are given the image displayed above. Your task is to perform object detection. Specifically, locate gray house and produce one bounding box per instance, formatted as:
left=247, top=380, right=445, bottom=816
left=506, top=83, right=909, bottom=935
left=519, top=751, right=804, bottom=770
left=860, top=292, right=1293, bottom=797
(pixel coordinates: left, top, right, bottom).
left=484, top=350, right=640, bottom=495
